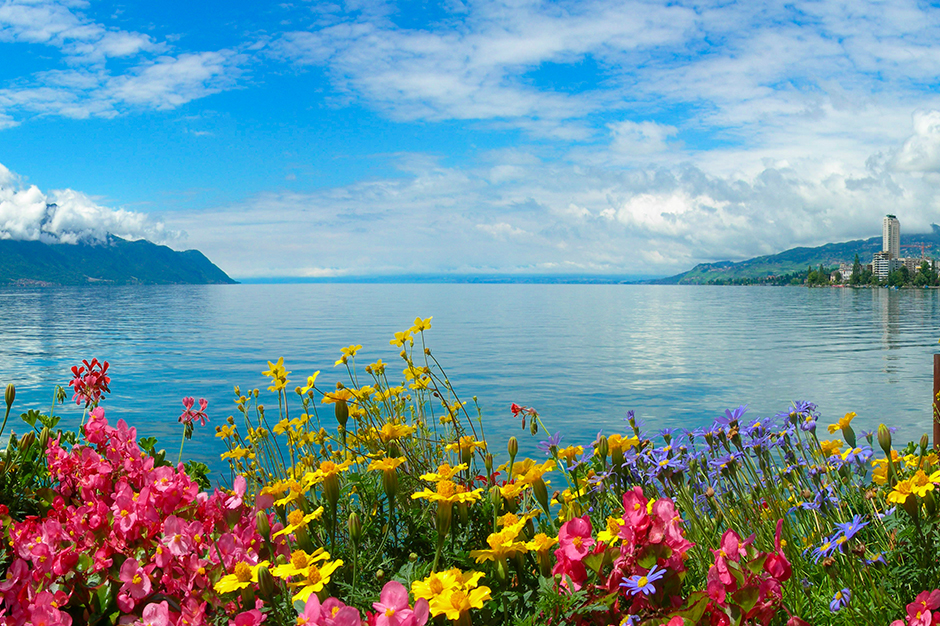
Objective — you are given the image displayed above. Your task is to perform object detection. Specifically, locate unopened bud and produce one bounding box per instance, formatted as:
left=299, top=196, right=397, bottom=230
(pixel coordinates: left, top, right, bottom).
left=375, top=569, right=385, bottom=581
left=255, top=510, right=271, bottom=539
left=38, top=427, right=50, bottom=451
left=877, top=424, right=892, bottom=455
left=383, top=469, right=399, bottom=501
left=348, top=512, right=362, bottom=544
left=257, top=564, right=276, bottom=599
left=4, top=384, right=13, bottom=409
left=335, top=398, right=349, bottom=428
left=921, top=433, right=930, bottom=456
left=409, top=552, right=418, bottom=562
left=530, top=419, right=538, bottom=435
left=484, top=453, right=494, bottom=476
left=19, top=431, right=34, bottom=450
left=705, top=486, right=715, bottom=498
left=507, top=437, right=518, bottom=458
left=532, top=477, right=549, bottom=512
left=596, top=435, right=609, bottom=459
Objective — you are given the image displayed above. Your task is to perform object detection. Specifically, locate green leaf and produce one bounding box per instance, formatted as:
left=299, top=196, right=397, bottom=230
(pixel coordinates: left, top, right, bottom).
left=19, top=410, right=39, bottom=427
left=731, top=585, right=760, bottom=615
left=744, top=554, right=768, bottom=574
left=582, top=553, right=605, bottom=576
left=672, top=591, right=711, bottom=623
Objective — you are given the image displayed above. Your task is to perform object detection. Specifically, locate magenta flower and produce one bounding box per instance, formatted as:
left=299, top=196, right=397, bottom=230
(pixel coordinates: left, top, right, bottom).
left=179, top=397, right=209, bottom=426
left=117, top=558, right=151, bottom=612
left=372, top=581, right=429, bottom=626
left=231, top=609, right=266, bottom=625
left=138, top=601, right=170, bottom=626
left=557, top=515, right=595, bottom=561
left=68, top=358, right=111, bottom=407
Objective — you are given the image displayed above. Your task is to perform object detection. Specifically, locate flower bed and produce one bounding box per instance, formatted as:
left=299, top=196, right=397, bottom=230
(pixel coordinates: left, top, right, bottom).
left=0, top=319, right=939, bottom=625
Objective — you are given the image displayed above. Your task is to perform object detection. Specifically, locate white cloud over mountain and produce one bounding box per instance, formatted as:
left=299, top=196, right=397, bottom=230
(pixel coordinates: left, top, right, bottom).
left=0, top=164, right=171, bottom=244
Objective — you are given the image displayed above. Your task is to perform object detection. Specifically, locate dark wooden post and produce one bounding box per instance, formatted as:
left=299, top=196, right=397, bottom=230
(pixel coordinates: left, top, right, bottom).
left=934, top=354, right=940, bottom=449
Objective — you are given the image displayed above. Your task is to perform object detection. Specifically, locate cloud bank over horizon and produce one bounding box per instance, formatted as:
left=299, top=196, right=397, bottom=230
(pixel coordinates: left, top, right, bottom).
left=0, top=163, right=172, bottom=245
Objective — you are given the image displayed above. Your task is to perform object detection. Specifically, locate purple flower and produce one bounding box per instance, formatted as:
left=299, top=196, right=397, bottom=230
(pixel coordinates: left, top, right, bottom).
left=620, top=564, right=667, bottom=596
left=715, top=405, right=748, bottom=427
left=811, top=539, right=836, bottom=562
left=829, top=588, right=851, bottom=612
left=835, top=515, right=870, bottom=540
left=537, top=431, right=563, bottom=455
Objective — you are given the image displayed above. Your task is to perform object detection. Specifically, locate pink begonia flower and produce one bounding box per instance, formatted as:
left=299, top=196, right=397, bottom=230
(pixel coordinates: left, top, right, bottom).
left=557, top=515, right=594, bottom=561
left=322, top=598, right=364, bottom=626
left=225, top=475, right=247, bottom=509
left=763, top=519, right=792, bottom=582
left=138, top=601, right=170, bottom=626
left=231, top=609, right=266, bottom=626
left=620, top=487, right=650, bottom=535
left=29, top=590, right=72, bottom=626
left=297, top=594, right=322, bottom=625
left=372, top=581, right=429, bottom=626
left=117, top=558, right=152, bottom=613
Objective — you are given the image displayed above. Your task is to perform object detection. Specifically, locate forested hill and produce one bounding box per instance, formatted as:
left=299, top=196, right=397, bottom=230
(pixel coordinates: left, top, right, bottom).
left=654, top=225, right=940, bottom=285
left=0, top=236, right=236, bottom=285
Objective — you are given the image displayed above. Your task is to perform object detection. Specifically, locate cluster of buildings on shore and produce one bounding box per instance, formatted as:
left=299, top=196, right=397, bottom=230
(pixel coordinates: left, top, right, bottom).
left=838, top=215, right=935, bottom=281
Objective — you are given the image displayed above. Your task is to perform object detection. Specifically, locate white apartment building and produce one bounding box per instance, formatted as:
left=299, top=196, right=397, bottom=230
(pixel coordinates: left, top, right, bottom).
left=883, top=215, right=900, bottom=259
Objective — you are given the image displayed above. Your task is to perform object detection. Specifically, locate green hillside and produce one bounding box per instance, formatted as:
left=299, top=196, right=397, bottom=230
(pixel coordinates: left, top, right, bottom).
left=0, top=236, right=236, bottom=285
left=655, top=225, right=940, bottom=285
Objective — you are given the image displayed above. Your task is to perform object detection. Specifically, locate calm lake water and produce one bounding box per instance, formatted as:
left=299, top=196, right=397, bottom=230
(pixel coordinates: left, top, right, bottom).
left=1, top=284, right=937, bottom=478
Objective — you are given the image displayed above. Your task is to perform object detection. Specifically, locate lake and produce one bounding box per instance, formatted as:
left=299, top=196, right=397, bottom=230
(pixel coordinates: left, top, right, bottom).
left=1, top=284, right=937, bottom=478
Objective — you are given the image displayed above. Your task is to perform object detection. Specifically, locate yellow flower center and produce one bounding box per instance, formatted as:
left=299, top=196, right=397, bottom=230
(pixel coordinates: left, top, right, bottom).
left=637, top=576, right=648, bottom=587
left=437, top=480, right=456, bottom=498
left=305, top=568, right=322, bottom=585
left=449, top=590, right=468, bottom=610
left=385, top=608, right=395, bottom=617
left=429, top=578, right=444, bottom=595
left=288, top=510, right=305, bottom=527
left=292, top=552, right=309, bottom=569
left=235, top=562, right=253, bottom=582
left=572, top=536, right=583, bottom=548
left=320, top=461, right=337, bottom=474
left=133, top=574, right=142, bottom=585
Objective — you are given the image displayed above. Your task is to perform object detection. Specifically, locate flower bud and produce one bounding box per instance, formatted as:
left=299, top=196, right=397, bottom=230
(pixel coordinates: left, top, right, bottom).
left=877, top=424, right=892, bottom=455
left=409, top=552, right=418, bottom=562
left=38, top=427, right=50, bottom=452
left=489, top=485, right=502, bottom=510
left=530, top=419, right=538, bottom=436
left=532, top=477, right=550, bottom=512
left=19, top=431, right=34, bottom=451
left=257, top=564, right=276, bottom=600
left=255, top=510, right=271, bottom=539
left=484, top=453, right=494, bottom=477
left=335, top=398, right=349, bottom=428
left=348, top=512, right=362, bottom=544
left=507, top=437, right=519, bottom=458
left=921, top=433, right=930, bottom=457
left=596, top=435, right=609, bottom=460
left=4, top=384, right=13, bottom=410
left=925, top=490, right=937, bottom=518
left=375, top=569, right=385, bottom=581
left=383, top=468, right=399, bottom=502
left=436, top=501, right=453, bottom=539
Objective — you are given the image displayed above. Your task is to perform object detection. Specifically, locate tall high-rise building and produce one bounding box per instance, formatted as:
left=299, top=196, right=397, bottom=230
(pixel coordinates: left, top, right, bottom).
left=883, top=214, right=900, bottom=259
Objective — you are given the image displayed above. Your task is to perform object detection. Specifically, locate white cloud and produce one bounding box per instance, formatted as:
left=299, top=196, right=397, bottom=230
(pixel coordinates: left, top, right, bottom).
left=0, top=163, right=173, bottom=244
left=891, top=110, right=940, bottom=172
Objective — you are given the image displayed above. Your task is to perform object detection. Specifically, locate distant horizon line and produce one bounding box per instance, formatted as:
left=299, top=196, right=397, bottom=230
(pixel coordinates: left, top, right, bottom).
left=233, top=273, right=667, bottom=284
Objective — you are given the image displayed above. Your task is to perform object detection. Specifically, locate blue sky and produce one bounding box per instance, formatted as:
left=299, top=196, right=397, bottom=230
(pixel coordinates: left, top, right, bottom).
left=4, top=0, right=940, bottom=277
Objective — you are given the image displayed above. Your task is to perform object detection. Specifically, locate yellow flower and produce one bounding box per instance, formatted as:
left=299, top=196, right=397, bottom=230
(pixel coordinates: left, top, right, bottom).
left=526, top=532, right=558, bottom=553
left=290, top=558, right=344, bottom=602
left=827, top=412, right=856, bottom=434
left=468, top=519, right=528, bottom=563
left=390, top=330, right=413, bottom=347
left=272, top=479, right=305, bottom=507
left=410, top=316, right=433, bottom=333
left=819, top=440, right=842, bottom=457
left=379, top=422, right=417, bottom=443
left=596, top=516, right=623, bottom=544
left=911, top=470, right=935, bottom=497
left=428, top=581, right=491, bottom=620
left=368, top=457, right=406, bottom=472
left=557, top=445, right=584, bottom=463
left=303, top=459, right=353, bottom=487
left=334, top=345, right=363, bottom=367
left=607, top=434, right=640, bottom=453
left=516, top=460, right=556, bottom=486
left=262, top=358, right=291, bottom=392
left=300, top=372, right=320, bottom=394
left=272, top=507, right=325, bottom=538
left=411, top=479, right=483, bottom=504
left=321, top=388, right=355, bottom=405
left=221, top=446, right=255, bottom=461
left=216, top=424, right=236, bottom=439
left=420, top=463, right=467, bottom=482
left=499, top=481, right=528, bottom=500
left=445, top=436, right=487, bottom=455
left=888, top=479, right=915, bottom=505
left=412, top=569, right=461, bottom=602
left=214, top=560, right=270, bottom=594
left=271, top=548, right=330, bottom=579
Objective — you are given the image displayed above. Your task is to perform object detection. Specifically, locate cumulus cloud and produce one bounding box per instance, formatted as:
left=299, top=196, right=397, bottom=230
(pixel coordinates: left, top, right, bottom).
left=0, top=1, right=243, bottom=124
left=0, top=164, right=172, bottom=244
left=891, top=110, right=940, bottom=172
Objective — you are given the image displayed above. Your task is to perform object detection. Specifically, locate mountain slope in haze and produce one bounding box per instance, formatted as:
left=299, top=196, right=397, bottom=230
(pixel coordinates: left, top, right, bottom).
left=0, top=236, right=236, bottom=285
left=656, top=225, right=940, bottom=285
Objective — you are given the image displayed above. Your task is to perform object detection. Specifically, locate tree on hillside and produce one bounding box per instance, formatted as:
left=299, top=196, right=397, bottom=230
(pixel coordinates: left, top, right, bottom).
left=914, top=260, right=938, bottom=287
left=850, top=254, right=862, bottom=286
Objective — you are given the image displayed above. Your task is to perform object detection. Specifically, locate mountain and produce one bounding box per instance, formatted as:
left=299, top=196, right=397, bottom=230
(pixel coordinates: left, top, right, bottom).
left=655, top=225, right=940, bottom=285
left=0, top=236, right=236, bottom=285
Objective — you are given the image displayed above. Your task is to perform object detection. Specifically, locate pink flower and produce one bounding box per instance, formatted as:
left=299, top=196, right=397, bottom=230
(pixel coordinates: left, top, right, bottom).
left=763, top=519, right=791, bottom=582
left=907, top=590, right=940, bottom=626
left=621, top=487, right=650, bottom=535
left=231, top=609, right=266, bottom=626
left=68, top=358, right=111, bottom=407
left=117, top=558, right=152, bottom=612
left=557, top=515, right=595, bottom=561
left=372, top=581, right=429, bottom=626
left=179, top=397, right=209, bottom=426
left=138, top=601, right=170, bottom=626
